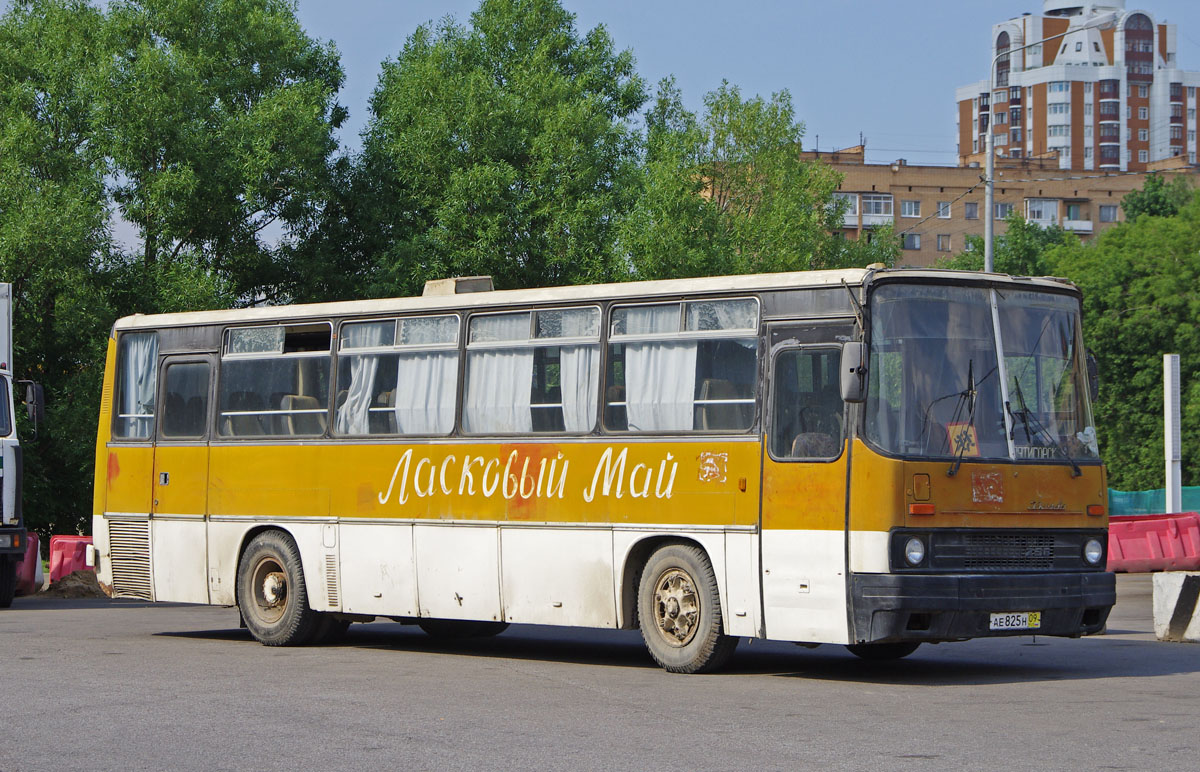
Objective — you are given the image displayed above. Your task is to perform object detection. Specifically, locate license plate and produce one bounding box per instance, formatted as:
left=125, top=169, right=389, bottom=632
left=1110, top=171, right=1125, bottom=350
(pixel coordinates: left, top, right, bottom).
left=989, top=611, right=1041, bottom=631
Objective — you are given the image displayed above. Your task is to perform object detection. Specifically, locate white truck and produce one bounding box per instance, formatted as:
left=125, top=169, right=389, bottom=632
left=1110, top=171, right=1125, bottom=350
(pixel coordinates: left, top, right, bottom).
left=0, top=283, right=42, bottom=607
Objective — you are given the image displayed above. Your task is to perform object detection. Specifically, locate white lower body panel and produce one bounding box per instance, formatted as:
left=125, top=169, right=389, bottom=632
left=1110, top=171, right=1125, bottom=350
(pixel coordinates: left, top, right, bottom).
left=761, top=529, right=849, bottom=644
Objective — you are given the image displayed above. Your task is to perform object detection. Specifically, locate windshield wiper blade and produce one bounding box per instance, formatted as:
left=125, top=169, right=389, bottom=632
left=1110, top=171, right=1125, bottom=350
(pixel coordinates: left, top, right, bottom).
left=947, top=359, right=977, bottom=478
left=1009, top=379, right=1081, bottom=477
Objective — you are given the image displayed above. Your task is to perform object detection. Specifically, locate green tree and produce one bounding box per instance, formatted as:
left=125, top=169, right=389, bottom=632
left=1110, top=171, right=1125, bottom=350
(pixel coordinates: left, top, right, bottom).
left=938, top=212, right=1074, bottom=275
left=1047, top=188, right=1200, bottom=490
left=0, top=0, right=116, bottom=539
left=618, top=78, right=891, bottom=280
left=1121, top=173, right=1193, bottom=222
left=94, top=0, right=346, bottom=302
left=336, top=0, right=645, bottom=297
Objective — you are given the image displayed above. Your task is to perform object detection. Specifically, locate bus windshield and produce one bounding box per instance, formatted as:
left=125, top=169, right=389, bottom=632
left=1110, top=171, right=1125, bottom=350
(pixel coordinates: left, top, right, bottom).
left=864, top=282, right=1099, bottom=464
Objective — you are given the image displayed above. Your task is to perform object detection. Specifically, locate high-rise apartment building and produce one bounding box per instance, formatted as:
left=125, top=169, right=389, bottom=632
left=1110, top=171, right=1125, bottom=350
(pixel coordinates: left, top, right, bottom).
left=956, top=1, right=1200, bottom=171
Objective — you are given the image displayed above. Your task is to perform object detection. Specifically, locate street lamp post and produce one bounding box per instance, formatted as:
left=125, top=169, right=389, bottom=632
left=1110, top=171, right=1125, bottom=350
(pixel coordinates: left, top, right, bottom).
left=982, top=19, right=1110, bottom=273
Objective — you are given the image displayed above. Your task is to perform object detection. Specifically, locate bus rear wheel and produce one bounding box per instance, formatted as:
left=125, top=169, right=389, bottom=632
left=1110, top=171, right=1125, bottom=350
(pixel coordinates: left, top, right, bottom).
left=637, top=544, right=737, bottom=674
left=845, top=642, right=921, bottom=661
left=236, top=531, right=319, bottom=646
left=417, top=619, right=509, bottom=639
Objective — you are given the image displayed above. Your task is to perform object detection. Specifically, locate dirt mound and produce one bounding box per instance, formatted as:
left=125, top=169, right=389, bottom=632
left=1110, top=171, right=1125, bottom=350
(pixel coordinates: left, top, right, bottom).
left=40, top=570, right=107, bottom=599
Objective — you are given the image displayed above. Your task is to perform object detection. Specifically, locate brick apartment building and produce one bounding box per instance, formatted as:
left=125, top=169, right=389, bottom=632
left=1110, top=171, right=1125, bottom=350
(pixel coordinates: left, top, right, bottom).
left=808, top=145, right=1196, bottom=267
left=955, top=1, right=1200, bottom=171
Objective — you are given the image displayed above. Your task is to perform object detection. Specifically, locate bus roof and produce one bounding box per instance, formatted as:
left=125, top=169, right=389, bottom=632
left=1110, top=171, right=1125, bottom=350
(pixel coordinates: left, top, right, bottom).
left=111, top=267, right=1079, bottom=331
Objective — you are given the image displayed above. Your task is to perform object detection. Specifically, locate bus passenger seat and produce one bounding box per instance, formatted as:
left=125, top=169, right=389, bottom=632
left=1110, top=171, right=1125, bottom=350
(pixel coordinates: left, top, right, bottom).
left=281, top=394, right=326, bottom=436
left=791, top=432, right=840, bottom=458
left=699, top=379, right=746, bottom=430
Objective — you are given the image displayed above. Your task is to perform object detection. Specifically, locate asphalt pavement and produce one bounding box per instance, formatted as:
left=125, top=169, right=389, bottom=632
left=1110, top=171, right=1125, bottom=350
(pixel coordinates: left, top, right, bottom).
left=0, top=574, right=1196, bottom=772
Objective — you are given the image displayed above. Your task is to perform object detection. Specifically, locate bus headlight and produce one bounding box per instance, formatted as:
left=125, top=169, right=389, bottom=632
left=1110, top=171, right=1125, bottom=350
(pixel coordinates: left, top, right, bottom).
left=1083, top=538, right=1104, bottom=566
left=904, top=537, right=926, bottom=566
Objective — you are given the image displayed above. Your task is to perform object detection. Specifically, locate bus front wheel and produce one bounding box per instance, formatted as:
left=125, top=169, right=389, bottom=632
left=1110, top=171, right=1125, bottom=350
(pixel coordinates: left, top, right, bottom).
left=236, top=531, right=319, bottom=646
left=637, top=544, right=737, bottom=674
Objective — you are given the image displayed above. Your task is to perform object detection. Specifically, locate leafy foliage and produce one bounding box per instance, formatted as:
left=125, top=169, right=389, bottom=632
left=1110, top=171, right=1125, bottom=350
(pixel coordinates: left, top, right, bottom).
left=1121, top=173, right=1193, bottom=222
left=618, top=78, right=895, bottom=280
left=1047, top=189, right=1200, bottom=490
left=937, top=212, right=1074, bottom=275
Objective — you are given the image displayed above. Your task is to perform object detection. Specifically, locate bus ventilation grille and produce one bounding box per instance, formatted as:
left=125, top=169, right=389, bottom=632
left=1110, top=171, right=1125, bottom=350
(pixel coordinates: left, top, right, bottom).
left=962, top=533, right=1055, bottom=570
left=108, top=519, right=153, bottom=600
left=325, top=554, right=339, bottom=608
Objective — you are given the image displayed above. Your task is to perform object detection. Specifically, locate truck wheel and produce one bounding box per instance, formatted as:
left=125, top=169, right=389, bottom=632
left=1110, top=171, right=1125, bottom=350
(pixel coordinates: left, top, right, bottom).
left=417, top=619, right=509, bottom=639
left=638, top=544, right=737, bottom=673
left=846, top=642, right=921, bottom=660
left=0, top=557, right=16, bottom=608
left=236, top=531, right=319, bottom=646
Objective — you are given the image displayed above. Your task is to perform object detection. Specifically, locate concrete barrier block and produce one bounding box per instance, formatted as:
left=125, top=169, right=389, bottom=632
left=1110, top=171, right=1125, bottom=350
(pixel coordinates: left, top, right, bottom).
left=1153, top=571, right=1200, bottom=642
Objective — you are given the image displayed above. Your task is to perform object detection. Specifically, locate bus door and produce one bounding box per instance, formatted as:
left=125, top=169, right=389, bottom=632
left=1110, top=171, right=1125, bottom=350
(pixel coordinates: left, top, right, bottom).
left=760, top=323, right=853, bottom=644
left=151, top=355, right=214, bottom=604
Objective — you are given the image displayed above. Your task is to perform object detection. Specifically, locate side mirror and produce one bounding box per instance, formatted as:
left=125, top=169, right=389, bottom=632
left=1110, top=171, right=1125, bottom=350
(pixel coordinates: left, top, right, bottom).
left=1085, top=349, right=1100, bottom=403
left=840, top=342, right=868, bottom=403
left=20, top=381, right=45, bottom=427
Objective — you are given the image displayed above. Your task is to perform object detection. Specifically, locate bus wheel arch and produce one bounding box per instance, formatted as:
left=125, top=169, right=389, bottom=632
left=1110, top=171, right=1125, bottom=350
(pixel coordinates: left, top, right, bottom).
left=629, top=540, right=738, bottom=673
left=235, top=528, right=320, bottom=646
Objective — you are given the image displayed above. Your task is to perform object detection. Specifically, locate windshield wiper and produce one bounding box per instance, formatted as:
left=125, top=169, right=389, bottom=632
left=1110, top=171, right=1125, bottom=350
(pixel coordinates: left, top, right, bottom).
left=1008, top=379, right=1082, bottom=477
left=947, top=359, right=977, bottom=477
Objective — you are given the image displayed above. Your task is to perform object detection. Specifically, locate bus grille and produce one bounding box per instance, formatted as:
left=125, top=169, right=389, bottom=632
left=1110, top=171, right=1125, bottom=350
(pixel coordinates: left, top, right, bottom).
left=962, top=533, right=1055, bottom=570
left=108, top=519, right=153, bottom=600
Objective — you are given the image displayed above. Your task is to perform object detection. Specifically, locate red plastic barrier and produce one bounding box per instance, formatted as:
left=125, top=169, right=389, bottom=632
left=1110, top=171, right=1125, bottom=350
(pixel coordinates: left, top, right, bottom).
left=13, top=532, right=39, bottom=596
left=49, top=535, right=93, bottom=584
left=1108, top=512, right=1200, bottom=573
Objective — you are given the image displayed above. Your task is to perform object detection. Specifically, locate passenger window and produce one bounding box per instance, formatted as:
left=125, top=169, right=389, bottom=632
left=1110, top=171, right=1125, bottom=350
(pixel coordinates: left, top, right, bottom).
left=335, top=315, right=459, bottom=436
left=218, top=324, right=331, bottom=437
left=462, top=307, right=600, bottom=434
left=161, top=362, right=210, bottom=439
left=605, top=299, right=758, bottom=432
left=772, top=348, right=844, bottom=459
left=113, top=331, right=159, bottom=440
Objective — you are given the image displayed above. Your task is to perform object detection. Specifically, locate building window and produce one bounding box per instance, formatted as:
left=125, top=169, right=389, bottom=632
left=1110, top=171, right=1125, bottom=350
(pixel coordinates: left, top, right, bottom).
left=1099, top=205, right=1118, bottom=222
left=1049, top=102, right=1070, bottom=116
left=936, top=201, right=951, bottom=218
left=1093, top=42, right=1100, bottom=53
left=973, top=139, right=979, bottom=153
left=996, top=133, right=1008, bottom=145
left=1189, top=130, right=1196, bottom=143
left=1065, top=204, right=1082, bottom=221
left=1009, top=86, right=1021, bottom=101
left=1138, top=149, right=1148, bottom=163
left=1189, top=108, right=1196, bottom=120
left=1190, top=152, right=1197, bottom=165
left=861, top=194, right=893, bottom=216
left=901, top=200, right=921, bottom=218
left=1049, top=125, right=1071, bottom=137
left=995, top=202, right=1014, bottom=218
left=1084, top=82, right=1093, bottom=93
left=1011, top=128, right=1022, bottom=143
left=1085, top=103, right=1092, bottom=116
left=1049, top=81, right=1069, bottom=93
left=964, top=202, right=979, bottom=220
left=1009, top=149, right=1021, bottom=158
left=937, top=234, right=951, bottom=252
left=832, top=191, right=858, bottom=216
left=1085, top=147, right=1093, bottom=160
left=901, top=233, right=921, bottom=250
left=1026, top=198, right=1056, bottom=222
left=1170, top=126, right=1182, bottom=140
left=1010, top=107, right=1022, bottom=123
left=1085, top=125, right=1092, bottom=138
left=1138, top=106, right=1148, bottom=120
left=1171, top=104, right=1183, bottom=118
left=995, top=111, right=1007, bottom=125
left=1138, top=85, right=1148, bottom=98
left=1138, top=129, right=1148, bottom=141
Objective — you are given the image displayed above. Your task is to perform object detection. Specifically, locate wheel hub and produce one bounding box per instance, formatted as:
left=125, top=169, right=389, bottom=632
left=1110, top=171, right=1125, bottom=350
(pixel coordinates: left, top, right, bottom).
left=262, top=572, right=286, bottom=606
left=653, top=568, right=699, bottom=647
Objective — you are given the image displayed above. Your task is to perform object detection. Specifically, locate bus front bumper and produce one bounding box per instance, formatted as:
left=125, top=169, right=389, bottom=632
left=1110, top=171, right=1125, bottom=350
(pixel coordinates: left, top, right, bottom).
left=849, top=571, right=1116, bottom=643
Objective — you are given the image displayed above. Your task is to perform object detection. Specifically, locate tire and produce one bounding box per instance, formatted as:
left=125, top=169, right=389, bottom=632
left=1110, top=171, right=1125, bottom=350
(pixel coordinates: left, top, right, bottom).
left=637, top=544, right=737, bottom=674
left=417, top=619, right=509, bottom=639
left=0, top=557, right=16, bottom=608
left=845, top=642, right=921, bottom=661
left=236, top=531, right=320, bottom=646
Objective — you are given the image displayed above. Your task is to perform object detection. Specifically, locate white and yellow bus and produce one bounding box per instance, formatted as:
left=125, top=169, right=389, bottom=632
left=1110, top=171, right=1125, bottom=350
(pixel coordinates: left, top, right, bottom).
left=92, top=268, right=1115, bottom=672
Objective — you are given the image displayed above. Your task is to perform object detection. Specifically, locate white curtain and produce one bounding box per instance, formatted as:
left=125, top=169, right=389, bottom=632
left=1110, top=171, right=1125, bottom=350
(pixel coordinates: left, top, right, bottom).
left=121, top=333, right=158, bottom=438
left=464, top=313, right=534, bottom=433
left=558, top=309, right=600, bottom=433
left=335, top=323, right=386, bottom=435
left=622, top=306, right=697, bottom=431
left=395, top=351, right=458, bottom=434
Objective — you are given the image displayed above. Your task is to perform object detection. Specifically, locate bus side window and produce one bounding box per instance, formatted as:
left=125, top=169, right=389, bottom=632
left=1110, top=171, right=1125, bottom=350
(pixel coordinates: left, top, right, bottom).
left=773, top=348, right=843, bottom=459
left=218, top=324, right=331, bottom=438
left=113, top=331, right=159, bottom=440
left=605, top=299, right=758, bottom=433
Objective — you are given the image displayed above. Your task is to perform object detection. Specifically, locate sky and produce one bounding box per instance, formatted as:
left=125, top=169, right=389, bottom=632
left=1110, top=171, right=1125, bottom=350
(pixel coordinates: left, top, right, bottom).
left=295, top=0, right=1200, bottom=166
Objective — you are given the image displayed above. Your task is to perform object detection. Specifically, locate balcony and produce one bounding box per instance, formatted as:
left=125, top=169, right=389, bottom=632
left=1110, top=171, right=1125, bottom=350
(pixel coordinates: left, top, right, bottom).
left=861, top=213, right=894, bottom=227
left=1064, top=219, right=1094, bottom=233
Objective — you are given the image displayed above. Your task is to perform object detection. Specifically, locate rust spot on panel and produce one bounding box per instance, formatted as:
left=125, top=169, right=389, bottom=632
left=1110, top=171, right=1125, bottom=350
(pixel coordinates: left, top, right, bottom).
left=106, top=451, right=120, bottom=489
left=971, top=471, right=1004, bottom=504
